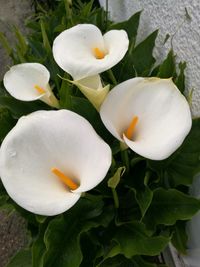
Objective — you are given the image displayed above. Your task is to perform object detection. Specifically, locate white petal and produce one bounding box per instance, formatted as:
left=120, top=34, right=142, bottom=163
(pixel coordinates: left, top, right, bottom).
left=100, top=77, right=192, bottom=160
left=53, top=24, right=129, bottom=80
left=3, top=63, right=59, bottom=108
left=0, top=110, right=111, bottom=215
left=72, top=75, right=110, bottom=110
left=100, top=77, right=145, bottom=141
left=3, top=63, right=50, bottom=101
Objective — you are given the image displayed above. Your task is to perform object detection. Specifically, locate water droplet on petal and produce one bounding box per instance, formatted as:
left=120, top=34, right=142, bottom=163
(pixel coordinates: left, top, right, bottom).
left=9, top=151, right=17, bottom=157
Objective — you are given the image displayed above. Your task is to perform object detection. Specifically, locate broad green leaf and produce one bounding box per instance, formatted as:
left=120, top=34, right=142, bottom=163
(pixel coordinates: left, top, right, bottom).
left=42, top=196, right=111, bottom=267
left=117, top=190, right=141, bottom=223
left=108, top=167, right=126, bottom=189
left=98, top=255, right=135, bottom=267
left=157, top=50, right=176, bottom=78
left=0, top=96, right=51, bottom=118
left=111, top=30, right=158, bottom=82
left=0, top=108, right=16, bottom=141
left=144, top=188, right=200, bottom=229
left=109, top=11, right=141, bottom=41
left=133, top=186, right=153, bottom=218
left=59, top=74, right=73, bottom=109
left=6, top=249, right=32, bottom=267
left=113, top=222, right=170, bottom=257
left=80, top=232, right=104, bottom=267
left=132, top=256, right=158, bottom=267
left=131, top=30, right=158, bottom=76
left=171, top=221, right=188, bottom=255
left=70, top=96, right=97, bottom=123
left=32, top=223, right=47, bottom=267
left=148, top=118, right=200, bottom=186
left=175, top=62, right=186, bottom=93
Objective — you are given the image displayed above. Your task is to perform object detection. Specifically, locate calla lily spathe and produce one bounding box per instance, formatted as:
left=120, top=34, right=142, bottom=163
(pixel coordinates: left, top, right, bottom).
left=70, top=75, right=110, bottom=110
left=52, top=24, right=129, bottom=80
left=3, top=63, right=59, bottom=108
left=100, top=77, right=192, bottom=160
left=0, top=110, right=111, bottom=216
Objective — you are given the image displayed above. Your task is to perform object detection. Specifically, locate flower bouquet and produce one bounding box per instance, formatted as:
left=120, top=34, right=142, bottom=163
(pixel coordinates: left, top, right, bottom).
left=0, top=1, right=199, bottom=266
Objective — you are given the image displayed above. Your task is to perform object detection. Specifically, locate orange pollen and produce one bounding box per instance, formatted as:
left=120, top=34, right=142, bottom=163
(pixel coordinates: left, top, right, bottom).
left=93, top=47, right=105, bottom=59
left=34, top=85, right=46, bottom=94
left=125, top=116, right=139, bottom=140
left=51, top=168, right=79, bottom=190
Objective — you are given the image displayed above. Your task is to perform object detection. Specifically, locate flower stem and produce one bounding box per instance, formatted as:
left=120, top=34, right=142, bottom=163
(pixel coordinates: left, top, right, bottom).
left=144, top=171, right=151, bottom=186
left=65, top=0, right=73, bottom=24
left=108, top=69, right=117, bottom=85
left=131, top=157, right=144, bottom=167
left=121, top=149, right=130, bottom=173
left=112, top=188, right=119, bottom=209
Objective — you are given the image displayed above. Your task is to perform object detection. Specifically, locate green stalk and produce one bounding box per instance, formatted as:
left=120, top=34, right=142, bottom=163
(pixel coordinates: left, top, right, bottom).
left=112, top=188, right=119, bottom=209
left=65, top=0, right=73, bottom=24
left=121, top=149, right=130, bottom=173
left=108, top=69, right=117, bottom=85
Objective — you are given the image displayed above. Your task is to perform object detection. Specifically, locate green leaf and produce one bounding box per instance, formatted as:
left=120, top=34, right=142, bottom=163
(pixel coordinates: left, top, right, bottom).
left=0, top=96, right=50, bottom=118
left=32, top=223, right=47, bottom=267
left=0, top=108, right=16, bottom=141
left=35, top=215, right=47, bottom=224
left=13, top=26, right=28, bottom=56
left=40, top=20, right=52, bottom=54
left=144, top=188, right=200, bottom=229
left=117, top=190, right=141, bottom=223
left=108, top=167, right=126, bottom=189
left=0, top=32, right=13, bottom=56
left=171, top=221, right=188, bottom=255
left=80, top=231, right=104, bottom=267
left=134, top=186, right=153, bottom=218
left=109, top=11, right=141, bottom=41
left=175, top=62, right=186, bottom=93
left=132, top=30, right=158, bottom=76
left=6, top=249, right=32, bottom=267
left=157, top=50, right=176, bottom=78
left=42, top=196, right=110, bottom=267
left=99, top=255, right=135, bottom=267
left=58, top=74, right=73, bottom=109
left=113, top=222, right=169, bottom=257
left=132, top=256, right=157, bottom=267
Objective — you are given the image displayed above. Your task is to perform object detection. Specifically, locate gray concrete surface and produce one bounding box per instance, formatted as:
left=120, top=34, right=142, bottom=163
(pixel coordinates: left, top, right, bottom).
left=0, top=0, right=33, bottom=79
left=0, top=0, right=33, bottom=266
left=100, top=0, right=200, bottom=118
left=0, top=211, right=28, bottom=267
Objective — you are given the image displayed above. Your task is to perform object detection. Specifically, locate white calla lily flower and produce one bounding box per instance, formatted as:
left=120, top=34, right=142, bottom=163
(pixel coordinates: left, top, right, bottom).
left=53, top=24, right=129, bottom=80
left=3, top=63, right=59, bottom=108
left=0, top=110, right=111, bottom=216
left=100, top=77, right=192, bottom=160
left=71, top=75, right=110, bottom=110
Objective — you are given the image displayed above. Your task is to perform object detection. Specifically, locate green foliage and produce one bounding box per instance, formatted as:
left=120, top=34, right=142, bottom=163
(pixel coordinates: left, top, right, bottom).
left=131, top=30, right=158, bottom=76
left=0, top=0, right=199, bottom=266
left=157, top=50, right=176, bottom=78
left=113, top=222, right=170, bottom=258
left=144, top=189, right=200, bottom=229
left=171, top=221, right=188, bottom=255
left=0, top=108, right=16, bottom=142
left=6, top=249, right=32, bottom=267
